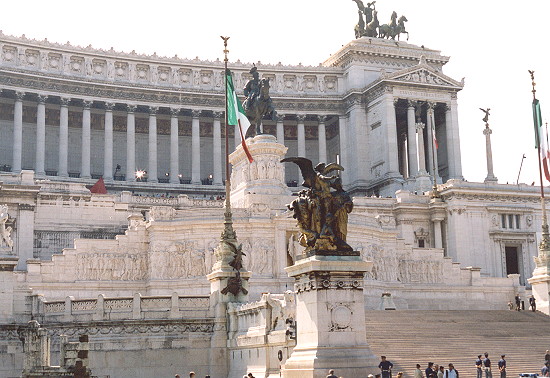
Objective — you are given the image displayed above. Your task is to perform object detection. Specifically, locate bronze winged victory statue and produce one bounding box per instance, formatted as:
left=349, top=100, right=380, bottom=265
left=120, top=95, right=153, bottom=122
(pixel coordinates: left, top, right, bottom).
left=281, top=158, right=357, bottom=257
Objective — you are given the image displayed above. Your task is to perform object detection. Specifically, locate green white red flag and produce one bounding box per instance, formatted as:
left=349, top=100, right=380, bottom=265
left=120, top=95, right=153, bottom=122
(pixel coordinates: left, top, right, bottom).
left=430, top=110, right=438, bottom=150
left=225, top=69, right=253, bottom=163
left=533, top=99, right=550, bottom=181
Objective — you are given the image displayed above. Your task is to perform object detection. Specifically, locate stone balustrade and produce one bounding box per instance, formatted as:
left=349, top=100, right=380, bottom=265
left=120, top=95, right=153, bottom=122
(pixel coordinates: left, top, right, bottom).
left=32, top=293, right=211, bottom=322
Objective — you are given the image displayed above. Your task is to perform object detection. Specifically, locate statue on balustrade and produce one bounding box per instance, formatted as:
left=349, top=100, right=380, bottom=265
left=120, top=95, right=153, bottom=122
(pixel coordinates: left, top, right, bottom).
left=281, top=158, right=357, bottom=257
left=242, top=65, right=276, bottom=138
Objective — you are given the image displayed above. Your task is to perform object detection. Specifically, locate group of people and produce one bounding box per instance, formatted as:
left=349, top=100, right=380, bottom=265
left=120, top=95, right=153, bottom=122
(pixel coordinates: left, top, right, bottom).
left=474, top=353, right=507, bottom=378
left=175, top=373, right=255, bottom=378
left=508, top=295, right=537, bottom=311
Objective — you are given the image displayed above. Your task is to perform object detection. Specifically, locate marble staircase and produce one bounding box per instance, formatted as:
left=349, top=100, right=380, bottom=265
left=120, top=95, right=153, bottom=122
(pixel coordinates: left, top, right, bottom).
left=364, top=310, right=550, bottom=378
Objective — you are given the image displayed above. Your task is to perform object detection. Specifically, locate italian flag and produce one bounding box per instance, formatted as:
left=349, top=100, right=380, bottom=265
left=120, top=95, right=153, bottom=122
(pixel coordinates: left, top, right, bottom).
left=533, top=99, right=550, bottom=181
left=226, top=69, right=253, bottom=163
left=430, top=110, right=438, bottom=150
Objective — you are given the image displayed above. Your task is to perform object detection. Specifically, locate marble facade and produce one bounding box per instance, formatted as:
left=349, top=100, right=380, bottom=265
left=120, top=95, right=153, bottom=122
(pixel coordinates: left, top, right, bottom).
left=0, top=29, right=547, bottom=378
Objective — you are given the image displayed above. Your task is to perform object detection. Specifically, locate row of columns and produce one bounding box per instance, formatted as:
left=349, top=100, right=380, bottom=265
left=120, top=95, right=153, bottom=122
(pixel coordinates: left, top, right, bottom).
left=400, top=99, right=462, bottom=181
left=9, top=92, right=332, bottom=185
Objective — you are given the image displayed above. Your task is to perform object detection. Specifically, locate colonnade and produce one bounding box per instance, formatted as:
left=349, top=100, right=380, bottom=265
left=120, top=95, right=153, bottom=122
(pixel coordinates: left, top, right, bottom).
left=5, top=91, right=333, bottom=185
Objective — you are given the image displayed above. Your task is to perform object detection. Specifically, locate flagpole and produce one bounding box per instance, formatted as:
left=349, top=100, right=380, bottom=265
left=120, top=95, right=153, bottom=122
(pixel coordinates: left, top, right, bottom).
left=221, top=36, right=236, bottom=241
left=529, top=70, right=549, bottom=249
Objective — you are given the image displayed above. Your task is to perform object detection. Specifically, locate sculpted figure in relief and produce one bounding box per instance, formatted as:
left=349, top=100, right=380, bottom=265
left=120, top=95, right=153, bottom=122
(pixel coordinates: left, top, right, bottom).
left=0, top=205, right=14, bottom=250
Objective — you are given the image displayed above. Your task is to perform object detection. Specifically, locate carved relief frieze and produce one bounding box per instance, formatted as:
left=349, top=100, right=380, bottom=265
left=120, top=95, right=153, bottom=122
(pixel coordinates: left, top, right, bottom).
left=114, top=61, right=128, bottom=79
left=44, top=321, right=214, bottom=337
left=294, top=271, right=364, bottom=292
left=2, top=45, right=17, bottom=62
left=135, top=64, right=149, bottom=81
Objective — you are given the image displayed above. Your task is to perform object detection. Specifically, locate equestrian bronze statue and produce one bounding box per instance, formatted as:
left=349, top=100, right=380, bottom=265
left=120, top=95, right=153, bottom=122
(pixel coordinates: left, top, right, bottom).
left=281, top=158, right=357, bottom=257
left=351, top=0, right=408, bottom=41
left=242, top=66, right=276, bottom=138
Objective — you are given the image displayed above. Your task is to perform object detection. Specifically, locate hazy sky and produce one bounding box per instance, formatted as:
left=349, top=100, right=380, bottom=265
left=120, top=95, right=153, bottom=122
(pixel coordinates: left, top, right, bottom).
left=2, top=0, right=549, bottom=185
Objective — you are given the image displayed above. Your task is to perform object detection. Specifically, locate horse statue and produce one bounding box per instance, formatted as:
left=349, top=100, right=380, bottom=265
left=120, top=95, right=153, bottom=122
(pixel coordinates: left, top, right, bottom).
left=244, top=78, right=276, bottom=138
left=391, top=15, right=408, bottom=40
left=364, top=9, right=379, bottom=38
left=354, top=10, right=366, bottom=39
left=378, top=11, right=397, bottom=39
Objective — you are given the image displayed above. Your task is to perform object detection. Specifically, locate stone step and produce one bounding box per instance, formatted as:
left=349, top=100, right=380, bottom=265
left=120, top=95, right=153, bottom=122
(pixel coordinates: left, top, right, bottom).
left=364, top=310, right=550, bottom=378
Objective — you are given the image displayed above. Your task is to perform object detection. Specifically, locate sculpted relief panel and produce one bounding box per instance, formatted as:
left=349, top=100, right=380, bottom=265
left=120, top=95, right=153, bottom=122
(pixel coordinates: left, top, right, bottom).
left=356, top=242, right=443, bottom=284
left=150, top=240, right=207, bottom=280
left=76, top=252, right=148, bottom=281
left=241, top=238, right=275, bottom=277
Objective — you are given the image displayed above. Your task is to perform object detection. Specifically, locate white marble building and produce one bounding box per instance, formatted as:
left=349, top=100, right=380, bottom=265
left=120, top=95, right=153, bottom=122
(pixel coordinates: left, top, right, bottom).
left=0, top=30, right=547, bottom=378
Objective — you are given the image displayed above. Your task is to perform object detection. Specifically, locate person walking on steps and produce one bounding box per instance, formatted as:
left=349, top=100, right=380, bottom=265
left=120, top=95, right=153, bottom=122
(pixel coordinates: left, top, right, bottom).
left=444, top=364, right=459, bottom=378
left=530, top=296, right=536, bottom=312
left=326, top=369, right=338, bottom=378
left=379, top=356, right=394, bottom=378
left=483, top=352, right=492, bottom=378
left=476, top=355, right=483, bottom=378
left=498, top=355, right=506, bottom=378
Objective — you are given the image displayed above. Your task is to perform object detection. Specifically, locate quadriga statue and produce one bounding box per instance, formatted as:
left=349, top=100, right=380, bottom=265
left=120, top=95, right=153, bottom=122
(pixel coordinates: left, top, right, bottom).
left=281, top=158, right=356, bottom=257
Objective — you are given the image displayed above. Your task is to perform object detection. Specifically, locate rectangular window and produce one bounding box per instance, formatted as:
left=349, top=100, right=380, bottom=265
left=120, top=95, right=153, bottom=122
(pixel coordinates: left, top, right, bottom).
left=508, top=214, right=514, bottom=229
left=515, top=215, right=520, bottom=229
left=501, top=214, right=507, bottom=228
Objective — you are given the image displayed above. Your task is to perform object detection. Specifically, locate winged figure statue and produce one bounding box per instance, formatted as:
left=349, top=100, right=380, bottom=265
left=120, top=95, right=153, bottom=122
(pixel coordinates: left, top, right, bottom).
left=281, top=157, right=356, bottom=256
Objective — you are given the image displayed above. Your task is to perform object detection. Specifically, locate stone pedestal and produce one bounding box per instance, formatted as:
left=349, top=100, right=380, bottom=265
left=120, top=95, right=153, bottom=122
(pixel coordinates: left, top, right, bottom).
left=207, top=237, right=252, bottom=378
left=229, top=134, right=291, bottom=210
left=528, top=252, right=550, bottom=315
left=282, top=255, right=379, bottom=378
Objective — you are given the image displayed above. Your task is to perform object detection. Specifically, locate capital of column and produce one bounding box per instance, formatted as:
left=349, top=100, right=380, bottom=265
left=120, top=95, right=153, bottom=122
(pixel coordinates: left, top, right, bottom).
left=415, top=122, right=425, bottom=132
left=444, top=103, right=451, bottom=112
left=126, top=104, right=137, bottom=113
left=483, top=126, right=492, bottom=136
left=105, top=102, right=115, bottom=111
left=407, top=99, right=416, bottom=109
left=191, top=109, right=201, bottom=119
left=427, top=101, right=436, bottom=110
left=60, top=97, right=71, bottom=107
left=317, top=115, right=328, bottom=123
left=393, top=98, right=399, bottom=107
left=83, top=100, right=93, bottom=109
left=37, top=95, right=48, bottom=104
left=296, top=114, right=307, bottom=123
left=275, top=114, right=285, bottom=122
left=15, top=91, right=25, bottom=101
left=148, top=106, right=158, bottom=115
left=170, top=107, right=181, bottom=117
left=213, top=110, right=223, bottom=119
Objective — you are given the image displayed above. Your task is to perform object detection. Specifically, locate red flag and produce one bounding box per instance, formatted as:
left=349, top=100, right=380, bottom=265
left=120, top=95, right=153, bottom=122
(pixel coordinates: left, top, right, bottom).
left=90, top=177, right=107, bottom=194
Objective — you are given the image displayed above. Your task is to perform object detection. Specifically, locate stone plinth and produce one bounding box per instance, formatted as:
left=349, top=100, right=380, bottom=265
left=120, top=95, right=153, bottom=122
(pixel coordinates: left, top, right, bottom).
left=229, top=134, right=291, bottom=210
left=528, top=252, right=550, bottom=315
left=282, top=255, right=378, bottom=378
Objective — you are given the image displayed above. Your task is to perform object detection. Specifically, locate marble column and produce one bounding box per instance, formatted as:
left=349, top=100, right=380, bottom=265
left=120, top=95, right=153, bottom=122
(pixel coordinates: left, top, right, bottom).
left=484, top=123, right=498, bottom=182
left=276, top=114, right=285, bottom=145
left=126, top=104, right=137, bottom=182
left=426, top=102, right=438, bottom=178
left=433, top=219, right=443, bottom=249
left=103, top=102, right=115, bottom=181
left=297, top=114, right=306, bottom=157
left=12, top=91, right=25, bottom=173
left=407, top=100, right=418, bottom=177
left=169, top=107, right=180, bottom=184
left=81, top=100, right=93, bottom=179
left=400, top=133, right=408, bottom=178
left=148, top=106, right=158, bottom=183
left=416, top=122, right=427, bottom=174
left=317, top=115, right=327, bottom=163
left=212, top=111, right=223, bottom=185
left=444, top=104, right=455, bottom=179
left=35, top=95, right=48, bottom=176
left=339, top=114, right=348, bottom=184
left=383, top=94, right=400, bottom=175
left=58, top=97, right=70, bottom=177
left=450, top=94, right=464, bottom=179
left=191, top=110, right=201, bottom=184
